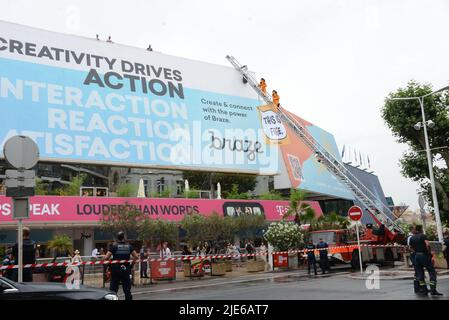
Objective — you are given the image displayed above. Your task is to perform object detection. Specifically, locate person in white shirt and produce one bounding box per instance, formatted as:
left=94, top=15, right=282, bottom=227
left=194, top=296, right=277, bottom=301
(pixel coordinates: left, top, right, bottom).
left=91, top=248, right=99, bottom=258
left=159, top=242, right=172, bottom=258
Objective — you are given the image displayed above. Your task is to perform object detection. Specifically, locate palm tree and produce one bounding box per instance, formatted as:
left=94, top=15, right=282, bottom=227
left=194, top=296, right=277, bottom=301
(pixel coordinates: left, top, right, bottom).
left=48, top=234, right=73, bottom=258
left=310, top=212, right=350, bottom=231
left=284, top=189, right=316, bottom=224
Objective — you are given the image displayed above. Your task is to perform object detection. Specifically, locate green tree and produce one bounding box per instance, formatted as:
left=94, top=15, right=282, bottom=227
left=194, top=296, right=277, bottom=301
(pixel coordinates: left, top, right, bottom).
left=382, top=81, right=449, bottom=224
left=117, top=183, right=137, bottom=197
left=309, top=212, right=350, bottom=231
left=59, top=173, right=87, bottom=196
left=226, top=184, right=250, bottom=199
left=35, top=178, right=48, bottom=195
left=182, top=171, right=257, bottom=195
left=233, top=214, right=267, bottom=240
left=284, top=189, right=316, bottom=224
left=180, top=213, right=208, bottom=247
left=259, top=191, right=284, bottom=200
left=180, top=213, right=236, bottom=248
left=100, top=205, right=144, bottom=239
left=48, top=234, right=73, bottom=257
left=139, top=219, right=179, bottom=248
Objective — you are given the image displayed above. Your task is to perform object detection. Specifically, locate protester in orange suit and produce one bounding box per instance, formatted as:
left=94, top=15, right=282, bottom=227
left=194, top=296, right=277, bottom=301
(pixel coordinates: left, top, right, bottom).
left=259, top=78, right=267, bottom=94
left=272, top=90, right=280, bottom=109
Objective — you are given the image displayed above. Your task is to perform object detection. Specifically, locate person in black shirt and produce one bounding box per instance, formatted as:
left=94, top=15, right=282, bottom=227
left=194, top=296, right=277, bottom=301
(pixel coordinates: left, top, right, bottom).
left=406, top=226, right=420, bottom=293
left=409, top=225, right=442, bottom=296
left=317, top=238, right=330, bottom=274
left=12, top=227, right=38, bottom=282
left=104, top=231, right=138, bottom=300
left=305, top=241, right=317, bottom=275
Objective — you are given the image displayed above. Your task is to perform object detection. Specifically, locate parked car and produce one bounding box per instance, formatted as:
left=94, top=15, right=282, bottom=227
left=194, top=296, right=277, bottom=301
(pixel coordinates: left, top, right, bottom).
left=0, top=276, right=118, bottom=300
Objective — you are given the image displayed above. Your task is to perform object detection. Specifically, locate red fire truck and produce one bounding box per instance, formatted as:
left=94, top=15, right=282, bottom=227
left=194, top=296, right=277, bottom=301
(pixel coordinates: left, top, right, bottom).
left=308, top=224, right=405, bottom=269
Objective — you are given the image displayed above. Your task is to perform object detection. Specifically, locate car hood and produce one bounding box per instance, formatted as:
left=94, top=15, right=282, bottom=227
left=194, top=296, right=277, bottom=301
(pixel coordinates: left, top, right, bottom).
left=16, top=282, right=113, bottom=295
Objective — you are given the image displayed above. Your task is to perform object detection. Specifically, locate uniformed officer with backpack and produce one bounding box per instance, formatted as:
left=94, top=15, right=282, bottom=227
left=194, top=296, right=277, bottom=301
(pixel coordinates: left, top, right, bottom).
left=305, top=240, right=318, bottom=276
left=409, top=225, right=443, bottom=296
left=104, top=231, right=138, bottom=300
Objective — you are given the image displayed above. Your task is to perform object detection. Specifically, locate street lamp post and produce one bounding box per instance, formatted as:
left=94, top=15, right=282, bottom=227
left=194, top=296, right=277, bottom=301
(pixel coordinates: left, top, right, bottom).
left=390, top=85, right=449, bottom=243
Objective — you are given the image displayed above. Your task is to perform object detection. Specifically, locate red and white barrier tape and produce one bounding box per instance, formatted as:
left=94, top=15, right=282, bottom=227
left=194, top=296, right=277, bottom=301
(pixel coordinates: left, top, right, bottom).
left=0, top=244, right=406, bottom=270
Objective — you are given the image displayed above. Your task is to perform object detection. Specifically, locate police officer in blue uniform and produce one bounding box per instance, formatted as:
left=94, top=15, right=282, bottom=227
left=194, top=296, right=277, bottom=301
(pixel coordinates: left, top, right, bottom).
left=406, top=226, right=420, bottom=293
left=104, top=231, right=138, bottom=300
left=316, top=238, right=330, bottom=274
left=409, top=225, right=443, bottom=296
left=305, top=241, right=317, bottom=275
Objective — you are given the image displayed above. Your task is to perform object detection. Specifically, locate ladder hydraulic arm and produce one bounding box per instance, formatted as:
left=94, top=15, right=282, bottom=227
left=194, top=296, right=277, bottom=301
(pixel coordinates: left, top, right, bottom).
left=226, top=55, right=405, bottom=237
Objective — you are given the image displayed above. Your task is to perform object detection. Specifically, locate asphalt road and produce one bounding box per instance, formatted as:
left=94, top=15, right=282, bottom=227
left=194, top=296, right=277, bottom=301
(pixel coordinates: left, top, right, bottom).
left=133, top=271, right=449, bottom=300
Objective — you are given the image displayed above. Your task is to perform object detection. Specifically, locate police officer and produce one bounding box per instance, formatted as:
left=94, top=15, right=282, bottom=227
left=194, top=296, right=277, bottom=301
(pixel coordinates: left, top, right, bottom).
left=11, top=227, right=38, bottom=282
left=305, top=241, right=317, bottom=275
left=409, top=225, right=443, bottom=296
left=317, top=238, right=330, bottom=274
left=104, top=231, right=138, bottom=300
left=406, top=226, right=420, bottom=293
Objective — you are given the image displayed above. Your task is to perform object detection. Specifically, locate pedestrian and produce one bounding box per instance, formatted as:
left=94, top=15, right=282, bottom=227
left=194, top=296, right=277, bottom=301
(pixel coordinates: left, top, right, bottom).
left=159, top=242, right=172, bottom=258
left=409, top=225, right=443, bottom=296
left=147, top=44, right=153, bottom=51
left=139, top=246, right=149, bottom=279
left=272, top=90, right=280, bottom=110
left=182, top=245, right=192, bottom=256
left=107, top=36, right=113, bottom=43
left=407, top=226, right=420, bottom=293
left=104, top=231, right=138, bottom=300
left=11, top=227, right=39, bottom=282
left=2, top=248, right=14, bottom=280
left=317, top=238, right=330, bottom=274
left=246, top=241, right=255, bottom=260
left=71, top=249, right=83, bottom=263
left=443, top=231, right=449, bottom=270
left=259, top=78, right=267, bottom=94
left=91, top=247, right=99, bottom=258
left=305, top=240, right=317, bottom=276
left=259, top=242, right=267, bottom=262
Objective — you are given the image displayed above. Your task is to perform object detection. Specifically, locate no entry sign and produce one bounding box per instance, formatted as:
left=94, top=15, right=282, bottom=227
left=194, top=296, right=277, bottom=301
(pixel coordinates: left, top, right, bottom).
left=348, top=206, right=363, bottom=221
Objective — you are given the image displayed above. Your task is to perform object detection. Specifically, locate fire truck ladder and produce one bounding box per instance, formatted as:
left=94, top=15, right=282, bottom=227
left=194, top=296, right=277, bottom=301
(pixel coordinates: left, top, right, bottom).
left=226, top=55, right=404, bottom=235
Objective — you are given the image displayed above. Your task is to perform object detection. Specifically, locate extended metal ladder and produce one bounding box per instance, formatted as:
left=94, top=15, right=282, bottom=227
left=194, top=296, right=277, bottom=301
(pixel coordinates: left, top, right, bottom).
left=226, top=55, right=404, bottom=235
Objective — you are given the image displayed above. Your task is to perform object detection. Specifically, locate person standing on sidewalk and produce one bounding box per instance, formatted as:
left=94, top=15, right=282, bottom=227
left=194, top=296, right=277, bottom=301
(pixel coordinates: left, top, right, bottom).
left=104, top=231, right=138, bottom=300
left=305, top=241, right=317, bottom=276
left=407, top=226, right=420, bottom=293
left=409, top=225, right=443, bottom=296
left=12, top=227, right=39, bottom=282
left=139, top=246, right=149, bottom=279
left=316, top=238, right=330, bottom=274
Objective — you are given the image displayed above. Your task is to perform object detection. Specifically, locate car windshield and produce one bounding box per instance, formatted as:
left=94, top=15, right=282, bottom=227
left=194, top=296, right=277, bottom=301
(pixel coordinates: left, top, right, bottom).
left=310, top=231, right=336, bottom=245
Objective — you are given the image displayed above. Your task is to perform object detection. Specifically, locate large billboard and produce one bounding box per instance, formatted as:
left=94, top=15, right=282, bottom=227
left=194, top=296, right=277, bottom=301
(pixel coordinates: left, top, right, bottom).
left=0, top=196, right=323, bottom=226
left=0, top=21, right=278, bottom=174
left=275, top=110, right=354, bottom=200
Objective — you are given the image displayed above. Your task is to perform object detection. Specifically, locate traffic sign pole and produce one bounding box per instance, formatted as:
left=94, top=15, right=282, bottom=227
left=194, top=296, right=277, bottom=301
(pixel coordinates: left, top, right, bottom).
left=348, top=205, right=364, bottom=276
left=18, top=219, right=23, bottom=282
left=3, top=136, right=39, bottom=283
left=355, top=222, right=363, bottom=276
